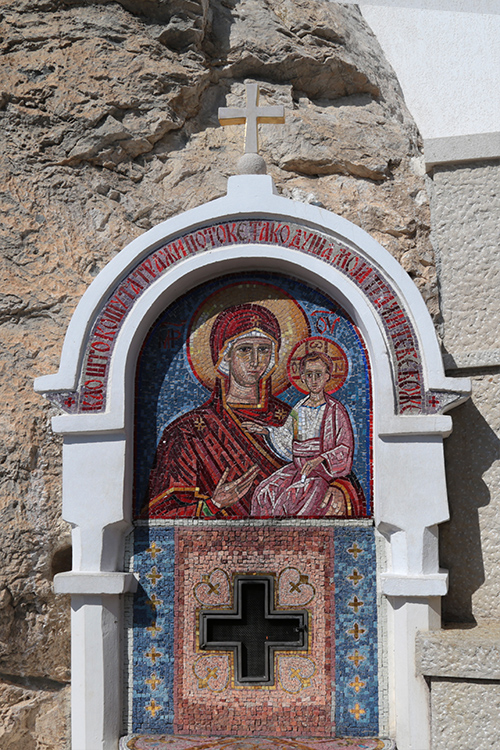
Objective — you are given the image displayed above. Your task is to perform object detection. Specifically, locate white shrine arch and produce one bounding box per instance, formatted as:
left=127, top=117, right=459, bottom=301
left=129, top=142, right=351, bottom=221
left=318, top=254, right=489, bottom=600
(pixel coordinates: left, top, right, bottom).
left=35, top=174, right=469, bottom=750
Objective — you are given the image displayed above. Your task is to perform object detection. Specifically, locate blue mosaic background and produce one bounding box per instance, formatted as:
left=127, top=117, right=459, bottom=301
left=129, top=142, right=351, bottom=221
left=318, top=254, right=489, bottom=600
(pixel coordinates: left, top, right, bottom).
left=132, top=527, right=175, bottom=733
left=334, top=526, right=378, bottom=736
left=134, top=273, right=372, bottom=517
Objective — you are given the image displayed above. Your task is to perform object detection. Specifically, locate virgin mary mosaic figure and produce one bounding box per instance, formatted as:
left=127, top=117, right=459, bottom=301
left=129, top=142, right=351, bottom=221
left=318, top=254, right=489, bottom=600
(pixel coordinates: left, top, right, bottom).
left=142, top=303, right=293, bottom=519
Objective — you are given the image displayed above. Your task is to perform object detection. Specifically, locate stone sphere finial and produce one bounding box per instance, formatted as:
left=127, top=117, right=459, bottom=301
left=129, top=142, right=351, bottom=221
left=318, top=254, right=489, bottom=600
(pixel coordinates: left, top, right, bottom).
left=236, top=153, right=267, bottom=175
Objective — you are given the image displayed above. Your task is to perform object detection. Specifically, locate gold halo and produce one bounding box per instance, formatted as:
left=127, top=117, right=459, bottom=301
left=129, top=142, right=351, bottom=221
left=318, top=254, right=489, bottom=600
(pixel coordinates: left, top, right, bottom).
left=187, top=281, right=310, bottom=394
left=287, top=336, right=349, bottom=394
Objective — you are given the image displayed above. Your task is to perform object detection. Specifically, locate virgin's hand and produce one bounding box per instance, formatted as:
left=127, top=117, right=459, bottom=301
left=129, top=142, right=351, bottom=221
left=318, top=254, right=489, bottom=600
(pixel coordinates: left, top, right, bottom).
left=301, top=456, right=324, bottom=477
left=241, top=421, right=268, bottom=435
left=212, top=465, right=260, bottom=508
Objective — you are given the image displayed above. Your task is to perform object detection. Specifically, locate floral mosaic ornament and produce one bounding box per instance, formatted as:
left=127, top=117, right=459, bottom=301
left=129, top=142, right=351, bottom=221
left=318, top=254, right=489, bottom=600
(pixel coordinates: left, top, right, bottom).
left=193, top=569, right=231, bottom=607
left=193, top=655, right=230, bottom=693
left=119, top=737, right=395, bottom=750
left=276, top=655, right=317, bottom=694
left=277, top=568, right=316, bottom=607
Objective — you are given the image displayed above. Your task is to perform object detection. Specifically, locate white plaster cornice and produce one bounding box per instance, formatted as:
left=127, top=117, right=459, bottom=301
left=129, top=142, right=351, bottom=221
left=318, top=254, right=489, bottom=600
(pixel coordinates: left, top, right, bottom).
left=54, top=571, right=138, bottom=595
left=424, top=132, right=500, bottom=169
left=443, top=348, right=500, bottom=370
left=337, top=0, right=500, bottom=14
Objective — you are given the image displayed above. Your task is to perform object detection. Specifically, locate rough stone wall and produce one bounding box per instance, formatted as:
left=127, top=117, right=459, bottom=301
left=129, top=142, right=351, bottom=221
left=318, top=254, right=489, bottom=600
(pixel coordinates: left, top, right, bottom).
left=0, top=1, right=435, bottom=746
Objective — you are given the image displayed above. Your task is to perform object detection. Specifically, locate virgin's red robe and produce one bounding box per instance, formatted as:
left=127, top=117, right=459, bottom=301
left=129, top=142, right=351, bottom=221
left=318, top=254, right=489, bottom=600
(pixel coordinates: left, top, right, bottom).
left=142, top=380, right=291, bottom=519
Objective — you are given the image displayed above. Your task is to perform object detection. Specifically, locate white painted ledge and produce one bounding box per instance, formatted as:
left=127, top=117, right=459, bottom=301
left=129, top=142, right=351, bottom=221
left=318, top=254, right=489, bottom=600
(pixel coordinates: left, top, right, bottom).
left=416, top=621, right=500, bottom=680
left=54, top=571, right=138, bottom=595
left=443, top=349, right=500, bottom=370
left=424, top=132, right=500, bottom=169
left=339, top=1, right=500, bottom=12
left=382, top=572, right=448, bottom=597
left=378, top=414, right=454, bottom=438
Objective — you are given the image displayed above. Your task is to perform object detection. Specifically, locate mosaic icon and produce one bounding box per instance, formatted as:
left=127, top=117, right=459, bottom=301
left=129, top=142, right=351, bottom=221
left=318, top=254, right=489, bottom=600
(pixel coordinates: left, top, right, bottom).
left=135, top=274, right=372, bottom=520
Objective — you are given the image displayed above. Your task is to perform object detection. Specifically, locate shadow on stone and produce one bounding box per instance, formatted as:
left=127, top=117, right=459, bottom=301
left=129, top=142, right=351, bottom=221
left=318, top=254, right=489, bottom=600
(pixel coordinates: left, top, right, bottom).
left=441, top=397, right=500, bottom=623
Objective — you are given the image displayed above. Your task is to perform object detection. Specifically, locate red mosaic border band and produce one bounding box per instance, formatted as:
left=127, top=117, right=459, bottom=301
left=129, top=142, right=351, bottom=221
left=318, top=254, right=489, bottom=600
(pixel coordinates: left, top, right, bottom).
left=51, top=219, right=424, bottom=415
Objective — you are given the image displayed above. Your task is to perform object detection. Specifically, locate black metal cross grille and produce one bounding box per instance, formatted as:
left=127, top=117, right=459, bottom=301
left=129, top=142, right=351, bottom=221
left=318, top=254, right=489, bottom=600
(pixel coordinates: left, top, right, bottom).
left=199, top=575, right=308, bottom=685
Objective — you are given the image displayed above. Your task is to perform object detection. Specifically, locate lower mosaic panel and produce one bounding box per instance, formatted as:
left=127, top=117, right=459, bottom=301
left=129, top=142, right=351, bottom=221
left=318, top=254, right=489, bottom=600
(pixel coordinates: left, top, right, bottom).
left=126, top=525, right=379, bottom=739
left=119, top=737, right=395, bottom=750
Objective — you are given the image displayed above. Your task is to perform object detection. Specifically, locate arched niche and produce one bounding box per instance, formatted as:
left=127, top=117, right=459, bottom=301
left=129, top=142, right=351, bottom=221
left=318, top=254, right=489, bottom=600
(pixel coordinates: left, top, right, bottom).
left=35, top=174, right=469, bottom=750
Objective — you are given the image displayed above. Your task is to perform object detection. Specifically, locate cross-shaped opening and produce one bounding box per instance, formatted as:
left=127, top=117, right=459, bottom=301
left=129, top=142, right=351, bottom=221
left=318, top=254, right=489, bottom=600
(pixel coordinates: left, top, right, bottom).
left=199, top=575, right=308, bottom=685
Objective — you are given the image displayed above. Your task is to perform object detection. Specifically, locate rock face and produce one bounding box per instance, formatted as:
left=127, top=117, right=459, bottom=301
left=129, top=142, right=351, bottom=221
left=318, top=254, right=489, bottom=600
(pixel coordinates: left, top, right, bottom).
left=0, top=1, right=434, bottom=746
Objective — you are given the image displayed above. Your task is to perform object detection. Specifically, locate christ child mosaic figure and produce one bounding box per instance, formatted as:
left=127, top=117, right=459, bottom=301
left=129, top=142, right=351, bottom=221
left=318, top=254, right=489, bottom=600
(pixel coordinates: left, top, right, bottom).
left=143, top=303, right=291, bottom=518
left=248, top=345, right=366, bottom=518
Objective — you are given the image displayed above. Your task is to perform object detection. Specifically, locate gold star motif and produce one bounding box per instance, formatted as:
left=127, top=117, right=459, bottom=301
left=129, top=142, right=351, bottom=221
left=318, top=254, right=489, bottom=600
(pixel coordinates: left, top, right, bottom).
left=349, top=702, right=366, bottom=720
left=145, top=698, right=162, bottom=718
left=347, top=542, right=363, bottom=560
left=146, top=566, right=162, bottom=586
left=349, top=675, right=366, bottom=693
left=194, top=416, right=205, bottom=431
left=347, top=622, right=366, bottom=641
left=275, top=407, right=287, bottom=420
left=348, top=650, right=365, bottom=668
left=145, top=672, right=163, bottom=691
left=145, top=646, right=162, bottom=664
left=348, top=595, right=364, bottom=613
left=197, top=667, right=218, bottom=689
left=146, top=541, right=162, bottom=560
left=348, top=568, right=364, bottom=586
left=146, top=621, right=162, bottom=638
left=147, top=593, right=163, bottom=611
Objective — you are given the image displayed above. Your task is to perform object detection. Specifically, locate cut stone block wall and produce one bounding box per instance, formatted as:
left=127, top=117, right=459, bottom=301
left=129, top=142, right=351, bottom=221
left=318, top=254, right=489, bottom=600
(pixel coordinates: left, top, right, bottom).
left=430, top=680, right=500, bottom=750
left=429, top=160, right=500, bottom=369
left=420, top=158, right=500, bottom=747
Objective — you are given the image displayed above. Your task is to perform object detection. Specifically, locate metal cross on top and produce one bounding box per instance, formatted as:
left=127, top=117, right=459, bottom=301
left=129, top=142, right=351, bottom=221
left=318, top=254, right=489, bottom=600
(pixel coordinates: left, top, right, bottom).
left=218, top=82, right=285, bottom=154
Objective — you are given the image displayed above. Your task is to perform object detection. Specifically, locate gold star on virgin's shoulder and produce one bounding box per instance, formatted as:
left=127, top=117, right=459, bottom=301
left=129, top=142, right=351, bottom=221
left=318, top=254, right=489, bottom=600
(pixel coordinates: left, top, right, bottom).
left=194, top=416, right=205, bottom=431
